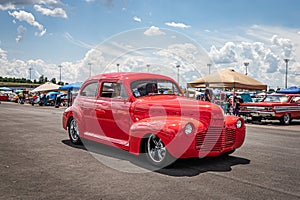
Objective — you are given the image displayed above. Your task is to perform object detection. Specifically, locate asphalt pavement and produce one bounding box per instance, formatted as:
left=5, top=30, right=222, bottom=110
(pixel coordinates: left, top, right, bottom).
left=0, top=102, right=299, bottom=200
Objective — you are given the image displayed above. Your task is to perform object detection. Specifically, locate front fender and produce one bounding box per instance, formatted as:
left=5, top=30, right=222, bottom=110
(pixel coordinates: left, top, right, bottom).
left=224, top=115, right=246, bottom=149
left=128, top=116, right=205, bottom=157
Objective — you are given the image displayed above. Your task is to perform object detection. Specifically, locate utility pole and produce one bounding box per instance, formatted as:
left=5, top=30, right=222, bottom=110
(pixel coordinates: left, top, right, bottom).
left=58, top=65, right=62, bottom=83
left=116, top=63, right=120, bottom=72
left=176, top=65, right=180, bottom=85
left=244, top=62, right=249, bottom=75
left=207, top=63, right=212, bottom=75
left=147, top=64, right=150, bottom=72
left=284, top=59, right=289, bottom=88
left=88, top=63, right=92, bottom=77
left=29, top=67, right=33, bottom=81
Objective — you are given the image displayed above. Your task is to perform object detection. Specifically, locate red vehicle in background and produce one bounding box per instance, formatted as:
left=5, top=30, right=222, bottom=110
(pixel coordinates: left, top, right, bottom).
left=62, top=72, right=246, bottom=167
left=240, top=94, right=300, bottom=125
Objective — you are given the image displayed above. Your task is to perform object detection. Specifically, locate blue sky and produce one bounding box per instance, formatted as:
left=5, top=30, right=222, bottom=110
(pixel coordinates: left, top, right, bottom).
left=0, top=0, right=299, bottom=88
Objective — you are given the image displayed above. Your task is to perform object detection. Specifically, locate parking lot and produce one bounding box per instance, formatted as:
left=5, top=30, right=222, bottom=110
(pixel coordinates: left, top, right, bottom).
left=0, top=102, right=299, bottom=200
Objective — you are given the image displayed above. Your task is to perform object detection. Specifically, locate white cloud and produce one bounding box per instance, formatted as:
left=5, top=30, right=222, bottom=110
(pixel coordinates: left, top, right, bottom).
left=64, top=32, right=94, bottom=49
left=8, top=10, right=46, bottom=36
left=34, top=4, right=67, bottom=18
left=208, top=34, right=299, bottom=88
left=0, top=0, right=62, bottom=7
left=0, top=2, right=15, bottom=10
left=210, top=42, right=238, bottom=64
left=133, top=16, right=141, bottom=22
left=16, top=25, right=27, bottom=43
left=144, top=26, right=166, bottom=36
left=165, top=22, right=191, bottom=29
left=0, top=48, right=8, bottom=60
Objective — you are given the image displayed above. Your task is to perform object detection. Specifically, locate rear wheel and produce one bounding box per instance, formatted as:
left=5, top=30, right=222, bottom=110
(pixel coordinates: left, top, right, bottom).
left=280, top=114, right=291, bottom=125
left=68, top=117, right=82, bottom=144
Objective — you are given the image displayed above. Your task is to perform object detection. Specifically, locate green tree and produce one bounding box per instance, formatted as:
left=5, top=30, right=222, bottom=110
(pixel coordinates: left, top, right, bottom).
left=51, top=78, right=56, bottom=84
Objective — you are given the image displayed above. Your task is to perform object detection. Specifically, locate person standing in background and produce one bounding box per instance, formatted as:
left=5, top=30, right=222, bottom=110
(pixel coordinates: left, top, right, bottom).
left=204, top=82, right=214, bottom=103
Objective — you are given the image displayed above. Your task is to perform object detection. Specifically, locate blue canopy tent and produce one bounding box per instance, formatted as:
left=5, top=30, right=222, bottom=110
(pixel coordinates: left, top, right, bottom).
left=58, top=82, right=82, bottom=106
left=0, top=87, right=12, bottom=91
left=277, top=86, right=300, bottom=94
left=58, top=82, right=82, bottom=90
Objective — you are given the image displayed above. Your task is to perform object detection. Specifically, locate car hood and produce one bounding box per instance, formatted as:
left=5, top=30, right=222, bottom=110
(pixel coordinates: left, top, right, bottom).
left=132, top=95, right=224, bottom=127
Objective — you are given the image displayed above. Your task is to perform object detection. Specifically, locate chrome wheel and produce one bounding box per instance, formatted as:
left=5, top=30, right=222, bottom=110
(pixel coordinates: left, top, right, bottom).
left=68, top=118, right=81, bottom=144
left=281, top=114, right=291, bottom=125
left=147, top=134, right=167, bottom=164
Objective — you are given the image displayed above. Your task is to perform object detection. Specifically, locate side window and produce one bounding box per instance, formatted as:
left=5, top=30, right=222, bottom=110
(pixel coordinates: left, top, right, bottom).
left=291, top=96, right=300, bottom=103
left=80, top=82, right=98, bottom=97
left=100, top=82, right=128, bottom=99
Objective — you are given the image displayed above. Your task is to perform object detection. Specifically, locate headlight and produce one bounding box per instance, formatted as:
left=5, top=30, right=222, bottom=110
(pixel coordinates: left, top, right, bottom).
left=184, top=123, right=194, bottom=134
left=236, top=119, right=242, bottom=128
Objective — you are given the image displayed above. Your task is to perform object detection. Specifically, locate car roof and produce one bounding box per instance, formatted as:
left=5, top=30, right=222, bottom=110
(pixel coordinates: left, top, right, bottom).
left=85, top=72, right=176, bottom=82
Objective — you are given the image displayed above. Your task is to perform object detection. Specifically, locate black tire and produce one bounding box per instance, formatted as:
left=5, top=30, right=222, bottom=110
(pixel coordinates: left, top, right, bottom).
left=280, top=114, right=291, bottom=125
left=251, top=116, right=261, bottom=123
left=144, top=134, right=175, bottom=168
left=68, top=117, right=82, bottom=145
left=223, top=149, right=235, bottom=156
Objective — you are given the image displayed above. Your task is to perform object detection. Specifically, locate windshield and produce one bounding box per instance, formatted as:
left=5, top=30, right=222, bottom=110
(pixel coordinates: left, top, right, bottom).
left=263, top=95, right=289, bottom=103
left=130, top=79, right=181, bottom=98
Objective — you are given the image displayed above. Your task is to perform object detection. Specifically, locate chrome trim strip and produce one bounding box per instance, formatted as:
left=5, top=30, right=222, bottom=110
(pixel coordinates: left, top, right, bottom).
left=83, top=132, right=129, bottom=147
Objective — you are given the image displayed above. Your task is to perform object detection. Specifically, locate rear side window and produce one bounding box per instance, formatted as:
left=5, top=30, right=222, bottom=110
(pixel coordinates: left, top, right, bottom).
left=80, top=82, right=98, bottom=97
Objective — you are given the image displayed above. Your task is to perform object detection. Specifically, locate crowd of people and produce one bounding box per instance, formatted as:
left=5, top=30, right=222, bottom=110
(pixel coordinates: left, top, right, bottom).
left=202, top=83, right=243, bottom=116
left=8, top=91, right=69, bottom=108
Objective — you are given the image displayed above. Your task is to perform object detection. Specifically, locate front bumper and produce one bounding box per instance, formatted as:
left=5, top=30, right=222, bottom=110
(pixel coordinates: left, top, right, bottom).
left=167, top=125, right=246, bottom=159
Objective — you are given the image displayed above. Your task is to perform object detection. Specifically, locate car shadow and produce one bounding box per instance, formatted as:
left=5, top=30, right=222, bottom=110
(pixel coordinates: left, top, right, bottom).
left=62, top=139, right=250, bottom=177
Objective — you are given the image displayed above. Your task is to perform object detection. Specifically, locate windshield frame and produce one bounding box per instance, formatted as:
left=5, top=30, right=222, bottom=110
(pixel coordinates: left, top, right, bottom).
left=263, top=95, right=289, bottom=103
left=130, top=79, right=182, bottom=98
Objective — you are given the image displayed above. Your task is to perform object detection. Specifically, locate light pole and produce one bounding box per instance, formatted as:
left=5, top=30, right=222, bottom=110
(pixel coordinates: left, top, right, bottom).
left=147, top=64, right=150, bottom=72
left=116, top=63, right=120, bottom=72
left=284, top=59, right=289, bottom=88
left=176, top=65, right=180, bottom=85
left=88, top=63, right=92, bottom=77
left=207, top=63, right=212, bottom=75
left=58, top=65, right=62, bottom=83
left=28, top=67, right=33, bottom=81
left=244, top=62, right=249, bottom=75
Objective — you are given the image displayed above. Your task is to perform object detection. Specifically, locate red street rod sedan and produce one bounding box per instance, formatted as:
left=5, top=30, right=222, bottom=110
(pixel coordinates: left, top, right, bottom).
left=240, top=94, right=300, bottom=125
left=63, top=72, right=246, bottom=167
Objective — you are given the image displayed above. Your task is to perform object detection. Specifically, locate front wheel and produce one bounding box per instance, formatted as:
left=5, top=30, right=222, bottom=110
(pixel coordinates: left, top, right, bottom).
left=145, top=134, right=174, bottom=168
left=280, top=114, right=291, bottom=125
left=68, top=118, right=82, bottom=144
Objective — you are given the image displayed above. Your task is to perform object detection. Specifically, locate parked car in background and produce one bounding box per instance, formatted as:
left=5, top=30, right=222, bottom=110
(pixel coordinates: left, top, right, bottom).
left=240, top=94, right=300, bottom=125
left=63, top=72, right=246, bottom=167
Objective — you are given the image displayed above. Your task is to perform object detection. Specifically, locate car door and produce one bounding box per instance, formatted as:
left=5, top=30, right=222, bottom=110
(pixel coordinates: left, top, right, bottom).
left=95, top=81, right=132, bottom=146
left=77, top=81, right=99, bottom=135
left=290, top=95, right=300, bottom=118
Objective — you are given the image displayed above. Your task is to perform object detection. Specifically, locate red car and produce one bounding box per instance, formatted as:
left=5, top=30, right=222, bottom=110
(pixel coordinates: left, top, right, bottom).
left=62, top=72, right=246, bottom=167
left=240, top=94, right=300, bottom=125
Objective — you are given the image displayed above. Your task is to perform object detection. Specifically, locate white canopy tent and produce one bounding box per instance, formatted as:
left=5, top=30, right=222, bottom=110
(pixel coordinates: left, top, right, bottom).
left=31, top=82, right=60, bottom=93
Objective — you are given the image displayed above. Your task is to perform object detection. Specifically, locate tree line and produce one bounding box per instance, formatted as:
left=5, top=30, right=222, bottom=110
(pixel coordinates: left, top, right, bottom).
left=0, top=75, right=65, bottom=85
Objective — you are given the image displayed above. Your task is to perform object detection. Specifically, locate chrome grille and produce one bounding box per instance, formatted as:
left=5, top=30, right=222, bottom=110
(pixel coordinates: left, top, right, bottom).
left=195, top=127, right=236, bottom=151
left=225, top=128, right=236, bottom=147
